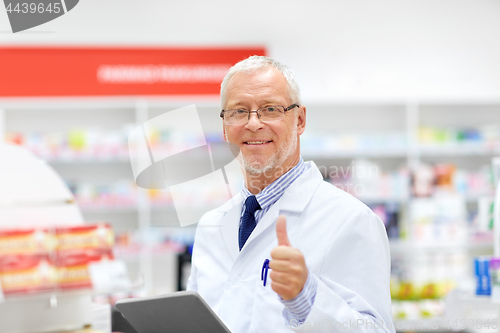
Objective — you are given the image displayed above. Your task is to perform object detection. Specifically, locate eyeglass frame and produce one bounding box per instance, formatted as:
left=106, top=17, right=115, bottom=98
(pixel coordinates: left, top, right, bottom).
left=219, top=103, right=299, bottom=125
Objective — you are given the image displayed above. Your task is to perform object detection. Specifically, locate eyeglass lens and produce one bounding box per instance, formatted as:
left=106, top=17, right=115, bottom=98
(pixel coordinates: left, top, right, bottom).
left=225, top=106, right=285, bottom=124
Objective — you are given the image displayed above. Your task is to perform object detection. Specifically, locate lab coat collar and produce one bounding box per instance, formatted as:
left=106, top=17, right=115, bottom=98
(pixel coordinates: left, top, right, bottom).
left=217, top=192, right=243, bottom=213
left=240, top=161, right=323, bottom=251
left=218, top=161, right=324, bottom=261
left=217, top=193, right=243, bottom=262
left=275, top=161, right=323, bottom=213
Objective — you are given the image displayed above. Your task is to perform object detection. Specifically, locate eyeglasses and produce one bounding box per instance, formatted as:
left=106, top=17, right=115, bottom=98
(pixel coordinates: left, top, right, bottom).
left=220, top=104, right=299, bottom=125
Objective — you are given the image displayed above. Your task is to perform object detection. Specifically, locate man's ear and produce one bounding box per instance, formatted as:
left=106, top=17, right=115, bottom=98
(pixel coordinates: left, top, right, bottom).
left=297, top=105, right=306, bottom=135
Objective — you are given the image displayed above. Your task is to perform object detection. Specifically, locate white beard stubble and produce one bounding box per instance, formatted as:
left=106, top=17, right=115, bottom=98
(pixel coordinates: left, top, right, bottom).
left=238, top=123, right=298, bottom=176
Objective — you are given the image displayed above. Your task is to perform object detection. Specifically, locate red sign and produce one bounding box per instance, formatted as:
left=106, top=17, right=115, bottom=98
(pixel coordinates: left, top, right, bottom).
left=0, top=47, right=266, bottom=97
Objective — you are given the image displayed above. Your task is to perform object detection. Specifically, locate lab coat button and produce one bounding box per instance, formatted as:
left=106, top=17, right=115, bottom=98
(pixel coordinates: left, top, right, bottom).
left=233, top=277, right=242, bottom=286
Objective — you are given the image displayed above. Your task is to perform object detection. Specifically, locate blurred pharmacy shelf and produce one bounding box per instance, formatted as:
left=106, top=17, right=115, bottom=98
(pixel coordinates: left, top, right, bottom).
left=392, top=290, right=500, bottom=332
left=1, top=98, right=499, bottom=302
left=302, top=149, right=408, bottom=159
left=80, top=205, right=139, bottom=214
left=419, top=145, right=500, bottom=157
left=47, top=157, right=131, bottom=164
left=0, top=276, right=144, bottom=302
left=389, top=238, right=494, bottom=253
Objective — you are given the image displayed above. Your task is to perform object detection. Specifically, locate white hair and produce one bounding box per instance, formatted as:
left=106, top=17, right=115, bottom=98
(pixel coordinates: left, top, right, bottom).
left=220, top=56, right=302, bottom=109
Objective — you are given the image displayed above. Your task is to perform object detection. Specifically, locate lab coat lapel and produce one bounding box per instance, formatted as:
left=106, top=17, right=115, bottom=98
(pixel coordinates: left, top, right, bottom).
left=242, top=161, right=324, bottom=250
left=217, top=193, right=244, bottom=262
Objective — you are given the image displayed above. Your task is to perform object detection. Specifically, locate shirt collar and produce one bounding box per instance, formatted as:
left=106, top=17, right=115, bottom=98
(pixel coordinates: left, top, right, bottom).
left=241, top=157, right=305, bottom=209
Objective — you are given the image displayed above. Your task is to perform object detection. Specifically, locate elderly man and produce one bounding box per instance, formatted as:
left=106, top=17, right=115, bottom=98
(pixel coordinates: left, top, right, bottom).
left=186, top=56, right=394, bottom=333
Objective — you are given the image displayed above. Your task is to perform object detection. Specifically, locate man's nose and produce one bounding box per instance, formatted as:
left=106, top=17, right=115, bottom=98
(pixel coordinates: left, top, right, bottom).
left=245, top=112, right=265, bottom=131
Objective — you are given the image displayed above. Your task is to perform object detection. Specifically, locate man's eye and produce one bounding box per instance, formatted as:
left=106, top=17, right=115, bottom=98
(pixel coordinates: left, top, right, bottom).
left=266, top=107, right=276, bottom=112
left=235, top=109, right=248, bottom=114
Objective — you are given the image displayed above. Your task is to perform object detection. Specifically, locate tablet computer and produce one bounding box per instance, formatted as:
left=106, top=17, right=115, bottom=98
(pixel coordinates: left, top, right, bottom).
left=115, top=291, right=231, bottom=333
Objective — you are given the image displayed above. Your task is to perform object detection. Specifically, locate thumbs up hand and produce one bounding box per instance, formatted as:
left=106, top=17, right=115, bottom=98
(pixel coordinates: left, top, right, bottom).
left=269, top=215, right=308, bottom=300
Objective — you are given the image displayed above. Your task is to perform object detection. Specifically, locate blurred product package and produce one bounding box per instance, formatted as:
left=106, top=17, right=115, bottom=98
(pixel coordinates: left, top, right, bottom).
left=0, top=223, right=115, bottom=295
left=409, top=196, right=467, bottom=244
left=475, top=257, right=491, bottom=296
left=57, top=249, right=114, bottom=290
left=0, top=228, right=55, bottom=256
left=55, top=224, right=115, bottom=290
left=0, top=254, right=57, bottom=294
left=370, top=203, right=400, bottom=239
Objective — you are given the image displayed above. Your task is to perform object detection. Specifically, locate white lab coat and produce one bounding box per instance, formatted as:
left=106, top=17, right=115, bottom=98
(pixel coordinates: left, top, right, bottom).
left=187, top=161, right=394, bottom=333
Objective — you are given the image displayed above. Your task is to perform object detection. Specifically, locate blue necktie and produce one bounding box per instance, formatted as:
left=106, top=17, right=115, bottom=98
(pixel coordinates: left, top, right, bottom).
left=239, top=195, right=261, bottom=251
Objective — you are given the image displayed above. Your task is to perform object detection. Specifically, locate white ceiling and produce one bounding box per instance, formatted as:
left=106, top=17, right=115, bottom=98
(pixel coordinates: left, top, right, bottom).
left=1, top=0, right=499, bottom=101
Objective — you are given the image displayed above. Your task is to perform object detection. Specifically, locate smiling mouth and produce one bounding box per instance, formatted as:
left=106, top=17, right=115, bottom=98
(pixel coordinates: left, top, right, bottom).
left=244, top=141, right=272, bottom=145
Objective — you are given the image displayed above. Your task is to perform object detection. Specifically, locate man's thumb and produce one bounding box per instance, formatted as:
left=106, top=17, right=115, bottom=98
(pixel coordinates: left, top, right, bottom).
left=276, top=215, right=291, bottom=246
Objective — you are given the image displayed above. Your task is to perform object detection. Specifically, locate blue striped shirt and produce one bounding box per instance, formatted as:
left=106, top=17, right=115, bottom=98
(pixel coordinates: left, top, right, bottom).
left=240, top=157, right=317, bottom=324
